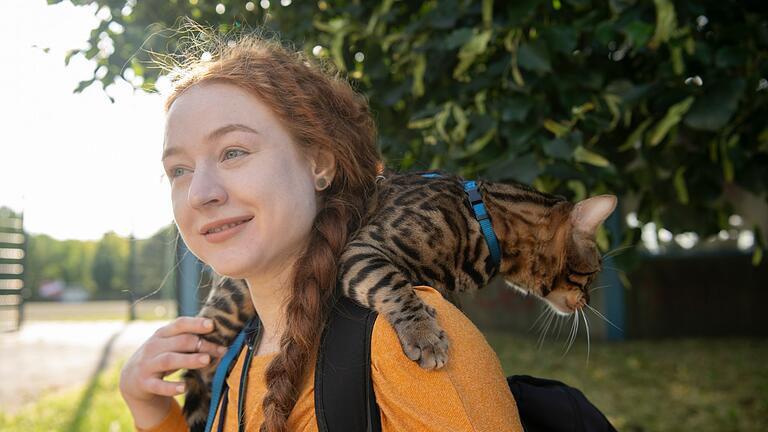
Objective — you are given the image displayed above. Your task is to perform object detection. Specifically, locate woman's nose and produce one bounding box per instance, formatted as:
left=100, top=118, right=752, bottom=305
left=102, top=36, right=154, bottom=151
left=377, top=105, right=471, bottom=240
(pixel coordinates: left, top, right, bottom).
left=187, top=166, right=227, bottom=209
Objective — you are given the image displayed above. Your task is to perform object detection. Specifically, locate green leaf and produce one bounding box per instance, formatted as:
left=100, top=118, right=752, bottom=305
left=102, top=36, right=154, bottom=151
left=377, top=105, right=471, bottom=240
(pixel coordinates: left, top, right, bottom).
left=411, top=53, right=426, bottom=97
left=464, top=125, right=497, bottom=157
left=619, top=118, right=653, bottom=151
left=444, top=28, right=474, bottom=50
left=566, top=180, right=587, bottom=201
left=623, top=20, right=654, bottom=48
left=543, top=138, right=574, bottom=159
left=487, top=153, right=540, bottom=183
left=517, top=40, right=551, bottom=73
left=673, top=167, right=689, bottom=204
left=648, top=97, right=694, bottom=146
left=453, top=29, right=493, bottom=79
left=543, top=119, right=572, bottom=138
left=407, top=117, right=435, bottom=129
left=543, top=26, right=577, bottom=54
left=649, top=0, right=677, bottom=49
left=501, top=98, right=533, bottom=122
left=684, top=79, right=746, bottom=131
left=720, top=135, right=738, bottom=182
left=450, top=103, right=469, bottom=142
left=753, top=246, right=764, bottom=266
left=64, top=49, right=79, bottom=66
left=74, top=78, right=96, bottom=94
left=574, top=145, right=611, bottom=167
left=482, top=0, right=494, bottom=29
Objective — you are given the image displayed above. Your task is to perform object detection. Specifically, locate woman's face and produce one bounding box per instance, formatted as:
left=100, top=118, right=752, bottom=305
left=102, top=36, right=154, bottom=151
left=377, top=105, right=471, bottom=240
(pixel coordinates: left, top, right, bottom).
left=162, top=81, right=327, bottom=280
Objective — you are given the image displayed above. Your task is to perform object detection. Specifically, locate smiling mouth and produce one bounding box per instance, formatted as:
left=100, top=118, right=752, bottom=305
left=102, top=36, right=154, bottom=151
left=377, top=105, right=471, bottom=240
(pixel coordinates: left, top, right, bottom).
left=205, top=217, right=253, bottom=234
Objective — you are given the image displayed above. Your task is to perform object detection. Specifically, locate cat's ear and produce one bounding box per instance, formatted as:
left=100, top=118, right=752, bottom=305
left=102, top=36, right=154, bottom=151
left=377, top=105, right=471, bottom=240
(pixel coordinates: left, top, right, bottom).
left=570, top=195, right=617, bottom=236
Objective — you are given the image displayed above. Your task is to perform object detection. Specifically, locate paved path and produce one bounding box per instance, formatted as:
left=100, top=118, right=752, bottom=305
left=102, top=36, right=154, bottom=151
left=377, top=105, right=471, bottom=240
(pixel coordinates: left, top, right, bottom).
left=0, top=320, right=169, bottom=414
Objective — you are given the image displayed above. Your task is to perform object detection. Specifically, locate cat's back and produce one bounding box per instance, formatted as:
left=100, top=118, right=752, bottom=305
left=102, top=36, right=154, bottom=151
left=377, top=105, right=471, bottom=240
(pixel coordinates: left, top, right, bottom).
left=372, top=170, right=466, bottom=212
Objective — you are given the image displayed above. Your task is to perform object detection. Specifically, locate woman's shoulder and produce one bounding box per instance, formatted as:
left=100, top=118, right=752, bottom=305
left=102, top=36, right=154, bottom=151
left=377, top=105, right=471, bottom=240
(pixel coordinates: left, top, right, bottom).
left=369, top=285, right=523, bottom=432
left=370, top=285, right=501, bottom=372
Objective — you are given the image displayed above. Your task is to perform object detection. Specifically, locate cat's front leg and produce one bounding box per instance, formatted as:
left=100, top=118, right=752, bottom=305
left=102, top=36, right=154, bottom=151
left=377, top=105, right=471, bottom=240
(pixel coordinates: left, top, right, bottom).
left=339, top=248, right=450, bottom=369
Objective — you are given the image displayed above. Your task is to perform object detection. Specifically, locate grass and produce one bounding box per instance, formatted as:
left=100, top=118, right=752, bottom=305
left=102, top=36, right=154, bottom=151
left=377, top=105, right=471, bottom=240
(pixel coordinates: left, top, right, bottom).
left=488, top=332, right=768, bottom=432
left=0, top=359, right=185, bottom=432
left=1, top=334, right=766, bottom=431
left=0, top=357, right=129, bottom=431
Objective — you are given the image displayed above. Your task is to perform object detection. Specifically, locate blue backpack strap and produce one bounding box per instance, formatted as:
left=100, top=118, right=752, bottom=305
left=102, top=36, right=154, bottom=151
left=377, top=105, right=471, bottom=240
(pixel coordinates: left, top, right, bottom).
left=203, top=327, right=248, bottom=432
left=315, top=296, right=381, bottom=432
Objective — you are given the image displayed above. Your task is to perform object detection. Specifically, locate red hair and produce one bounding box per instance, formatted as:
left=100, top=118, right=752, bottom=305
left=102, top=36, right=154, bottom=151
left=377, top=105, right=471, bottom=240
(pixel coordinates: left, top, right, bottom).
left=162, top=24, right=381, bottom=431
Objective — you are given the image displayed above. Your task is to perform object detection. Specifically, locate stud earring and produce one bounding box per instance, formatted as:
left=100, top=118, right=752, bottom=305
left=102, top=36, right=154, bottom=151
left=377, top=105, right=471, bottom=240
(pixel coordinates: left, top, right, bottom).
left=316, top=177, right=329, bottom=190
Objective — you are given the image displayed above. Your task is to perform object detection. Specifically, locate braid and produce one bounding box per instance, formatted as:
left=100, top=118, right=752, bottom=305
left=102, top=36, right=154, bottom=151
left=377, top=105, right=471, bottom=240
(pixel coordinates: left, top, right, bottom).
left=260, top=195, right=364, bottom=432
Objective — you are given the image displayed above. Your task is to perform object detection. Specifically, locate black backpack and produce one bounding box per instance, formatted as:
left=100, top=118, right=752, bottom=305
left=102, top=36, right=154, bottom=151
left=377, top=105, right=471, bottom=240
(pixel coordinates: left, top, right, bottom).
left=315, top=296, right=618, bottom=432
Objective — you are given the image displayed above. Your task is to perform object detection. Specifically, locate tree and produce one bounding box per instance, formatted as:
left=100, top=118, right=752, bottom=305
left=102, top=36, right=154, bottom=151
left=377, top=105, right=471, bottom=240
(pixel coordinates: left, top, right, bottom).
left=47, top=0, right=768, bottom=261
left=136, top=223, right=177, bottom=298
left=91, top=231, right=128, bottom=297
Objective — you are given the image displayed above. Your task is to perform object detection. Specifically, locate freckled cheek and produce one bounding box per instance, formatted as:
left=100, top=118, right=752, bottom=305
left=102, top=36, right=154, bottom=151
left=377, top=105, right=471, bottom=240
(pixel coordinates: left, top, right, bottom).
left=170, top=188, right=194, bottom=236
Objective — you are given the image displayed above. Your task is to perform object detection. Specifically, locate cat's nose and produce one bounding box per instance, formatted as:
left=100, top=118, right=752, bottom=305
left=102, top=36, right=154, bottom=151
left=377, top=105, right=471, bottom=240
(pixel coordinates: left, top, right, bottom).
left=565, top=291, right=586, bottom=311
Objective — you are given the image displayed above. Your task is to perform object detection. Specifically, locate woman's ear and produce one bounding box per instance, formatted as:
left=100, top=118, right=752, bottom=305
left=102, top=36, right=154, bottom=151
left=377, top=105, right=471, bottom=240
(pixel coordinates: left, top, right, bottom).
left=310, top=148, right=336, bottom=191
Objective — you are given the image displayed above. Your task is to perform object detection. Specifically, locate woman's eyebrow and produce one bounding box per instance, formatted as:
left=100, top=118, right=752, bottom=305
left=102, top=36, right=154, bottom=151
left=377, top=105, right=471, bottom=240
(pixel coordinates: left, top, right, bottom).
left=161, top=123, right=260, bottom=161
left=206, top=123, right=260, bottom=141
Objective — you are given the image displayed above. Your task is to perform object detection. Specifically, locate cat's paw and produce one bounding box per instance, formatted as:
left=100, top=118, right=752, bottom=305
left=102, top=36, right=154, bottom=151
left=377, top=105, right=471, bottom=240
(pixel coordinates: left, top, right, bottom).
left=394, top=307, right=450, bottom=369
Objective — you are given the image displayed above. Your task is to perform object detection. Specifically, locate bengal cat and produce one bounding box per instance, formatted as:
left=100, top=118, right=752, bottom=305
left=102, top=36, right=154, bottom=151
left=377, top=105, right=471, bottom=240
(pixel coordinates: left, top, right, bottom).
left=181, top=170, right=617, bottom=431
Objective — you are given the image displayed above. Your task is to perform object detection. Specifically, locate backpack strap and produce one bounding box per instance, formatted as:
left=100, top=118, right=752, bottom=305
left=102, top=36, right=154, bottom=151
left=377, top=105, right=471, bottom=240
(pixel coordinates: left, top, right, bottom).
left=315, top=296, right=382, bottom=432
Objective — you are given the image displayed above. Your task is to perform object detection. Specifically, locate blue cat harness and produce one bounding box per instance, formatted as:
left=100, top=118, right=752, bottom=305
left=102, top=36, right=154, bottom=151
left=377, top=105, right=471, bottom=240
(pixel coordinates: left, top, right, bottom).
left=420, top=172, right=502, bottom=268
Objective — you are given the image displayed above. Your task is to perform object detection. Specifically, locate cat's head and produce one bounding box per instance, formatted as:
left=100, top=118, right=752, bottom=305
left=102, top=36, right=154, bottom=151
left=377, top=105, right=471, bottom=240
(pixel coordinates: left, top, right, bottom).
left=497, top=194, right=617, bottom=316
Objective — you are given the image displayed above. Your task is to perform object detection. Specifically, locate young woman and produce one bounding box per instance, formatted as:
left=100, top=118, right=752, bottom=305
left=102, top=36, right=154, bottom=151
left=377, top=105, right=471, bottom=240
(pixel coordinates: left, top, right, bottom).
left=119, top=30, right=523, bottom=432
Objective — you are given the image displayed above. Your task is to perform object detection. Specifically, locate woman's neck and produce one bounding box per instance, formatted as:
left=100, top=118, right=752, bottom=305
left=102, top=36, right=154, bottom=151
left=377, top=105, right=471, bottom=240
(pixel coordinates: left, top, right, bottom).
left=244, top=257, right=297, bottom=355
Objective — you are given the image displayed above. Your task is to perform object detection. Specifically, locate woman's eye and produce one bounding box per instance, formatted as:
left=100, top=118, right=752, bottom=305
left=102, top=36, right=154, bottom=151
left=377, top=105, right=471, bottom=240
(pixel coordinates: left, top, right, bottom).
left=223, top=149, right=247, bottom=160
left=169, top=167, right=187, bottom=178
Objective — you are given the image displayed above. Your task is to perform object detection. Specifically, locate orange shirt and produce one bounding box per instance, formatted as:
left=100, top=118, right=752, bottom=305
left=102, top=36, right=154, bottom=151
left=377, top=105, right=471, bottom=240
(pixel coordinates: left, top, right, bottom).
left=135, top=286, right=523, bottom=431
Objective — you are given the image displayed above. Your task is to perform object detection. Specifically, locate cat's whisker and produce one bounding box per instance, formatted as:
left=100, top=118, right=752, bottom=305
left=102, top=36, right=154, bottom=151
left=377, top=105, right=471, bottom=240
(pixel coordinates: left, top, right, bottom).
left=537, top=309, right=555, bottom=351
left=581, top=308, right=590, bottom=368
left=566, top=310, right=580, bottom=355
left=586, top=304, right=624, bottom=333
left=529, top=307, right=549, bottom=332
left=601, top=244, right=635, bottom=259
left=536, top=308, right=553, bottom=335
left=561, top=311, right=578, bottom=358
left=555, top=313, right=567, bottom=340
left=588, top=284, right=609, bottom=294
left=601, top=265, right=622, bottom=272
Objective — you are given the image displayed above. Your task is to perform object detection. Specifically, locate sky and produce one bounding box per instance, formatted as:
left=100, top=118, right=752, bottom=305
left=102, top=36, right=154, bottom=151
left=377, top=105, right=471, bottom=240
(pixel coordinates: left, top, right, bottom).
left=1, top=0, right=174, bottom=241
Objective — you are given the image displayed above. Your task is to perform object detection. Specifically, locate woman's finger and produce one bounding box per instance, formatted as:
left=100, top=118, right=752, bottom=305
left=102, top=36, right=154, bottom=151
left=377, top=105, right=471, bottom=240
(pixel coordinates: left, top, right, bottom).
left=148, top=351, right=212, bottom=375
left=143, top=377, right=189, bottom=397
left=154, top=316, right=214, bottom=338
left=168, top=333, right=228, bottom=357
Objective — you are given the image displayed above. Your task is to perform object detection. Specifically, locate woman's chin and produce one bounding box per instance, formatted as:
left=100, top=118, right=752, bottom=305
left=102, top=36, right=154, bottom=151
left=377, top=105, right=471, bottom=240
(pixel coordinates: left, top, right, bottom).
left=207, top=261, right=251, bottom=280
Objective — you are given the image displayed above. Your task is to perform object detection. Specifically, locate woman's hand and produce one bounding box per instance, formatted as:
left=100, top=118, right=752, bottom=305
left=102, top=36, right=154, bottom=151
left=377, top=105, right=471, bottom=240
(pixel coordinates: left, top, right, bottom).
left=119, top=317, right=227, bottom=428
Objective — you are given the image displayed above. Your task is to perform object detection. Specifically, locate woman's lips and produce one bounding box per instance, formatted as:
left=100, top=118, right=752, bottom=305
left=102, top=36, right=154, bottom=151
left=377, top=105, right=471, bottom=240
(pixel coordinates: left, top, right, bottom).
left=203, top=218, right=252, bottom=243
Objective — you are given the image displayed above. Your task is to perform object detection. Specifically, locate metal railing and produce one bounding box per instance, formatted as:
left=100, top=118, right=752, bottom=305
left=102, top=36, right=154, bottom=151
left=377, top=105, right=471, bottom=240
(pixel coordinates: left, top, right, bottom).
left=0, top=208, right=26, bottom=332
